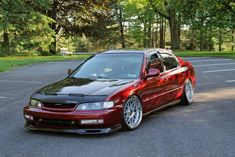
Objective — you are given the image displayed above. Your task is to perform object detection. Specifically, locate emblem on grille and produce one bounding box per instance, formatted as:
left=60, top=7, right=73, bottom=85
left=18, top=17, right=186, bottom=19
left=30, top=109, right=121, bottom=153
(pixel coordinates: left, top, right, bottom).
left=54, top=104, right=62, bottom=106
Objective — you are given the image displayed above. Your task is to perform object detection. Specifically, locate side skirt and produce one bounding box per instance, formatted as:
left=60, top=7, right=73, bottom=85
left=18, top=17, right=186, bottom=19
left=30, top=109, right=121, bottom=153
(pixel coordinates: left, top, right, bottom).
left=143, top=99, right=181, bottom=116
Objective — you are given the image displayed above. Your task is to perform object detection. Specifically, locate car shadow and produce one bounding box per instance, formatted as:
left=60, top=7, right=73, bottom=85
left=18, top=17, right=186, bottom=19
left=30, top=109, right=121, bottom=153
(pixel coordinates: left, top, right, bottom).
left=142, top=102, right=184, bottom=119
left=24, top=103, right=184, bottom=138
left=25, top=127, right=123, bottom=139
left=24, top=86, right=235, bottom=138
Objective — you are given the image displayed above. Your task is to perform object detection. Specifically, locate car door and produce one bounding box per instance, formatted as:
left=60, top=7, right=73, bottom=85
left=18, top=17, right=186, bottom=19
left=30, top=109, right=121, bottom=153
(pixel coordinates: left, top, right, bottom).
left=139, top=52, right=171, bottom=112
left=159, top=52, right=183, bottom=103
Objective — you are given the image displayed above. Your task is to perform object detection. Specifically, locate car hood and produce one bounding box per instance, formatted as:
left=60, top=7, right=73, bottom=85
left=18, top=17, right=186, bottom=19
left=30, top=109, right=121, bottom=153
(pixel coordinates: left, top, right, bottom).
left=37, top=77, right=135, bottom=96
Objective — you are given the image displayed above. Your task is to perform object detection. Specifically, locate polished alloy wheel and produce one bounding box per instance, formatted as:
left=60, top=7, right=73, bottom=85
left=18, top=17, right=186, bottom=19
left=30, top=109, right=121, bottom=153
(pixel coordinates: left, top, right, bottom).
left=124, top=97, right=143, bottom=129
left=185, top=80, right=194, bottom=103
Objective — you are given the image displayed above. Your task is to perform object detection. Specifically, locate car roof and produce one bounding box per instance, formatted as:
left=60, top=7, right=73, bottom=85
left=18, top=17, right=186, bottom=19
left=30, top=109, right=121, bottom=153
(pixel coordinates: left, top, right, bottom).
left=100, top=49, right=173, bottom=55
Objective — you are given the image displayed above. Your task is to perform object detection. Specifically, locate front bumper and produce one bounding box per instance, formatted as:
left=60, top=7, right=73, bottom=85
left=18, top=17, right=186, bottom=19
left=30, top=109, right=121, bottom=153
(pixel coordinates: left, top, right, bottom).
left=25, top=122, right=121, bottom=134
left=23, top=106, right=122, bottom=134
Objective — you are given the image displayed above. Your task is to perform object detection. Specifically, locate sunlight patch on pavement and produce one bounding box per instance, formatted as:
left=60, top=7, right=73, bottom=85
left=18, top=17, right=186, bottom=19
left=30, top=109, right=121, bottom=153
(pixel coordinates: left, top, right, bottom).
left=194, top=87, right=235, bottom=102
left=226, top=80, right=235, bottom=83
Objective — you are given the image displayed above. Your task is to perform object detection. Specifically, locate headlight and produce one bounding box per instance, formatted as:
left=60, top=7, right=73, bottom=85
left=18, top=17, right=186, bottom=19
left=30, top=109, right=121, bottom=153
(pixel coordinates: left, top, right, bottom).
left=29, top=99, right=42, bottom=108
left=76, top=101, right=114, bottom=110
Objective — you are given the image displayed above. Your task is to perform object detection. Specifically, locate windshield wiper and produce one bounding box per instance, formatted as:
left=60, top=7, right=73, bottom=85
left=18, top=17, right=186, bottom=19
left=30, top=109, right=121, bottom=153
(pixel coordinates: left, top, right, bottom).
left=69, top=76, right=77, bottom=79
left=43, top=92, right=58, bottom=96
left=97, top=74, right=110, bottom=79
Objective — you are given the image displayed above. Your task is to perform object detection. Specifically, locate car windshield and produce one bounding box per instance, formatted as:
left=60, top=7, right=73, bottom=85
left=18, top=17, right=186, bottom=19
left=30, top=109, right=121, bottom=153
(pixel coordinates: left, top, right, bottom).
left=71, top=53, right=144, bottom=79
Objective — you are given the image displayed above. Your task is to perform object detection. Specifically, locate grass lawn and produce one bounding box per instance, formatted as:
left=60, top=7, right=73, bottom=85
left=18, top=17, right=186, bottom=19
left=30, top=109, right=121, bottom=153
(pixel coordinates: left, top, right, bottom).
left=0, top=51, right=235, bottom=73
left=175, top=51, right=235, bottom=58
left=0, top=55, right=91, bottom=72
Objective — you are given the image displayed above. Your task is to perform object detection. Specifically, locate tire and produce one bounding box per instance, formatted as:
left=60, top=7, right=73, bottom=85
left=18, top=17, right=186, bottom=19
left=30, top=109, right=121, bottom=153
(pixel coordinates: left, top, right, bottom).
left=181, top=79, right=194, bottom=105
left=122, top=96, right=143, bottom=130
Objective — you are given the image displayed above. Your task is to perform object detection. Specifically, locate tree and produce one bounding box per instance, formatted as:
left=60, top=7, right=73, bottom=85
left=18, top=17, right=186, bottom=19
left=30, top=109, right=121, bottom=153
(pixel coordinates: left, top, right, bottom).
left=44, top=0, right=114, bottom=54
left=149, top=0, right=181, bottom=50
left=0, top=0, right=54, bottom=56
left=180, top=0, right=235, bottom=51
left=120, top=0, right=157, bottom=48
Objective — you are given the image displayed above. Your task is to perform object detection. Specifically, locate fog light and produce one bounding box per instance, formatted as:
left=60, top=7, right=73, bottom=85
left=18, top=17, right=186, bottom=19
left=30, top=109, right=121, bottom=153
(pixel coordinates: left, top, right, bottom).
left=97, top=119, right=104, bottom=124
left=80, top=119, right=104, bottom=124
left=24, top=114, right=34, bottom=120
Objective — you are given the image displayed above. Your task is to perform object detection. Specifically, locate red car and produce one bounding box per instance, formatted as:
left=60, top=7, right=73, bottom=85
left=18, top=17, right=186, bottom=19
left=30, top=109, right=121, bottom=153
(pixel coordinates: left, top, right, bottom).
left=23, top=49, right=196, bottom=134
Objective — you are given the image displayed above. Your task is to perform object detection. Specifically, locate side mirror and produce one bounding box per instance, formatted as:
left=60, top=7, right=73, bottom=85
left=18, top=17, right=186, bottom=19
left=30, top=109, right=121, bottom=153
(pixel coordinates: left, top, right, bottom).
left=145, top=68, right=160, bottom=78
left=67, top=68, right=73, bottom=75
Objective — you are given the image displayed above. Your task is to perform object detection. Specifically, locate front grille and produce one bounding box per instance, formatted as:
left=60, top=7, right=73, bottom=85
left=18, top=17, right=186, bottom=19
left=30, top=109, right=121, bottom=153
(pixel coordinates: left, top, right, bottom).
left=43, top=103, right=77, bottom=109
left=36, top=118, right=79, bottom=128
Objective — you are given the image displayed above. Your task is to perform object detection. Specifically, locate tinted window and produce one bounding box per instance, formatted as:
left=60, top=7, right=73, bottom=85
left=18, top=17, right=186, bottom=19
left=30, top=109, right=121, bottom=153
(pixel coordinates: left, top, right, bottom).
left=71, top=53, right=144, bottom=79
left=160, top=53, right=178, bottom=70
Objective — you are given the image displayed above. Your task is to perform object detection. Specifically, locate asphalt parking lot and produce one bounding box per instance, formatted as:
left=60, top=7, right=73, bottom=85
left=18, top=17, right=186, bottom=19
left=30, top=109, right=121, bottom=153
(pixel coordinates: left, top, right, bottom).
left=0, top=57, right=235, bottom=157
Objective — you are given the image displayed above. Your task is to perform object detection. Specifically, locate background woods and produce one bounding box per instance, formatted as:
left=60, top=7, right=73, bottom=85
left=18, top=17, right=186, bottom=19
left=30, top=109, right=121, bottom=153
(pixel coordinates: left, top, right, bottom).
left=0, top=0, right=234, bottom=56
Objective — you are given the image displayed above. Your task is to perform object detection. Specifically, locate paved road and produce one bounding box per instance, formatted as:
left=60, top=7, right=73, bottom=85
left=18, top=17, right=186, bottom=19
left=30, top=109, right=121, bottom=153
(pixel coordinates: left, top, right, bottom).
left=0, top=58, right=235, bottom=157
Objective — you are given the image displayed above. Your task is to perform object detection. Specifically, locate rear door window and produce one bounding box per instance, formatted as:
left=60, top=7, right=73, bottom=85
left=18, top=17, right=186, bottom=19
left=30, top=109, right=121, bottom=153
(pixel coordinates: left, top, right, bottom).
left=160, top=53, right=179, bottom=70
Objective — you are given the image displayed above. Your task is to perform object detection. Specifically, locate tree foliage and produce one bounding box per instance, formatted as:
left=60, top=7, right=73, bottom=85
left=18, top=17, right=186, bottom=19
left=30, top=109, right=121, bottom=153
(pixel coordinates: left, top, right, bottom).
left=0, top=0, right=54, bottom=56
left=45, top=0, right=115, bottom=54
left=0, top=0, right=235, bottom=56
left=0, top=0, right=115, bottom=56
left=179, top=0, right=235, bottom=50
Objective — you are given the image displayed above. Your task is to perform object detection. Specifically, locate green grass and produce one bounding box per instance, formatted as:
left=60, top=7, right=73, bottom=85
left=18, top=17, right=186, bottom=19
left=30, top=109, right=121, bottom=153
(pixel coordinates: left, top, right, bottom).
left=0, top=55, right=91, bottom=72
left=175, top=51, right=235, bottom=58
left=0, top=51, right=235, bottom=73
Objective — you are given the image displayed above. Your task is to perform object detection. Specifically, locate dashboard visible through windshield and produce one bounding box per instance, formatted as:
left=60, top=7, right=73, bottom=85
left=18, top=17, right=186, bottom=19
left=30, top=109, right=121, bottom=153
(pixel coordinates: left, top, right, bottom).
left=71, top=53, right=144, bottom=79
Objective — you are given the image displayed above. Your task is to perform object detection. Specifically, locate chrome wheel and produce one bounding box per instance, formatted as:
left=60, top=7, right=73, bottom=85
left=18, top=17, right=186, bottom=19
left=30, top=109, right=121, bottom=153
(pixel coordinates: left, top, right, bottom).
left=185, top=80, right=194, bottom=103
left=123, top=97, right=143, bottom=129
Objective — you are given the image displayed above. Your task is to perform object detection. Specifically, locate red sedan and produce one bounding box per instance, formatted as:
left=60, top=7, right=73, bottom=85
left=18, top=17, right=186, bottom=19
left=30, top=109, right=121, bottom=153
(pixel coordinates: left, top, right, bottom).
left=23, top=49, right=196, bottom=134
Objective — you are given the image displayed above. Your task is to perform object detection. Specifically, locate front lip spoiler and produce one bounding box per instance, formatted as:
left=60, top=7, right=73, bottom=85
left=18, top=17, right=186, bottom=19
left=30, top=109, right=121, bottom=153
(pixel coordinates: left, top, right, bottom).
left=25, top=123, right=122, bottom=135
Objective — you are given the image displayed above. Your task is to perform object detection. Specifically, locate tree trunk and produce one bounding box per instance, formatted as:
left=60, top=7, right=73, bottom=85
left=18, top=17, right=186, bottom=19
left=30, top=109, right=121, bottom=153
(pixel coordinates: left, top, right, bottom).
left=151, top=25, right=155, bottom=47
left=189, top=28, right=195, bottom=50
left=48, top=0, right=58, bottom=55
left=219, top=35, right=222, bottom=51
left=168, top=9, right=180, bottom=50
left=219, top=30, right=222, bottom=51
left=51, top=38, right=57, bottom=54
left=232, top=29, right=234, bottom=51
left=119, top=8, right=125, bottom=48
left=149, top=0, right=180, bottom=50
left=178, top=14, right=181, bottom=48
left=147, top=22, right=152, bottom=48
left=143, top=23, right=147, bottom=48
left=155, top=24, right=158, bottom=47
left=199, top=27, right=203, bottom=51
left=163, top=18, right=166, bottom=47
left=128, top=19, right=131, bottom=47
left=208, top=28, right=213, bottom=51
left=2, top=30, right=10, bottom=55
left=159, top=17, right=164, bottom=48
left=155, top=14, right=159, bottom=48
left=2, top=31, right=10, bottom=47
